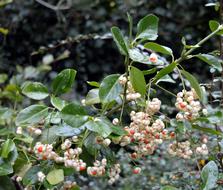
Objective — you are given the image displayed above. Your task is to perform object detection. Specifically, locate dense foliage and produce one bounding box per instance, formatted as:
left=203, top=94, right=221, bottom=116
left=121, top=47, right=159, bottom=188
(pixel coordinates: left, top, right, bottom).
left=0, top=1, right=223, bottom=190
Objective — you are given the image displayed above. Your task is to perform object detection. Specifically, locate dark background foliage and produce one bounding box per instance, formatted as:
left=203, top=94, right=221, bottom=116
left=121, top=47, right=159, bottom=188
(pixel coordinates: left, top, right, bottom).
left=0, top=0, right=220, bottom=96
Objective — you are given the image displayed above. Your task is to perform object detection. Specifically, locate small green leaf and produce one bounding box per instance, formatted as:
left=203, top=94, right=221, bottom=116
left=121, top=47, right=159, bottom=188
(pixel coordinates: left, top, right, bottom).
left=161, top=186, right=177, bottom=190
left=87, top=81, right=100, bottom=88
left=52, top=69, right=77, bottom=95
left=99, top=74, right=122, bottom=104
left=22, top=82, right=49, bottom=100
left=111, top=26, right=128, bottom=55
left=0, top=74, right=7, bottom=84
left=201, top=161, right=218, bottom=190
left=84, top=133, right=99, bottom=156
left=130, top=66, right=147, bottom=96
left=111, top=125, right=127, bottom=136
left=192, top=125, right=222, bottom=136
left=156, top=74, right=175, bottom=84
left=85, top=89, right=100, bottom=106
left=0, top=0, right=12, bottom=7
left=209, top=20, right=223, bottom=35
left=181, top=70, right=203, bottom=101
left=1, top=139, right=15, bottom=158
left=0, top=28, right=9, bottom=35
left=153, top=62, right=177, bottom=83
left=144, top=42, right=173, bottom=55
left=142, top=68, right=157, bottom=75
left=136, top=14, right=159, bottom=41
left=195, top=54, right=222, bottom=72
left=50, top=96, right=67, bottom=111
left=46, top=169, right=64, bottom=185
left=0, top=159, right=13, bottom=176
left=16, top=105, right=48, bottom=126
left=60, top=103, right=89, bottom=128
left=55, top=124, right=85, bottom=137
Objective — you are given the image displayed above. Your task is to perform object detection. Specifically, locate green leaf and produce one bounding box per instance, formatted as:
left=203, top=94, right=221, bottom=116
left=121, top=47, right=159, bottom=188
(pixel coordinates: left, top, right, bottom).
left=0, top=158, right=13, bottom=176
left=192, top=125, right=223, bottom=136
left=23, top=165, right=41, bottom=185
left=99, top=74, right=122, bottom=104
left=85, top=89, right=100, bottom=106
left=1, top=139, right=15, bottom=158
left=153, top=62, right=177, bottom=83
left=84, top=118, right=113, bottom=138
left=111, top=125, right=127, bottom=136
left=84, top=133, right=99, bottom=156
left=0, top=176, right=16, bottom=190
left=156, top=74, right=175, bottom=84
left=201, top=161, right=218, bottom=190
left=136, top=14, right=159, bottom=41
left=195, top=54, right=222, bottom=72
left=144, top=42, right=173, bottom=55
left=22, top=82, right=49, bottom=100
left=87, top=81, right=100, bottom=88
left=16, top=105, right=48, bottom=126
left=50, top=96, right=67, bottom=111
left=111, top=26, right=128, bottom=55
left=60, top=103, right=89, bottom=128
left=46, top=169, right=64, bottom=185
left=142, top=68, right=157, bottom=75
left=0, top=74, right=7, bottom=84
left=55, top=124, right=85, bottom=137
left=130, top=66, right=147, bottom=96
left=209, top=20, right=223, bottom=35
left=181, top=70, right=203, bottom=101
left=161, top=186, right=177, bottom=190
left=52, top=69, right=77, bottom=95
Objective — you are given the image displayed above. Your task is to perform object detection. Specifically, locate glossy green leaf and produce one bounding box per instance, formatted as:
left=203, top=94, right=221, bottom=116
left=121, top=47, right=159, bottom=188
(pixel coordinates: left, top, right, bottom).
left=46, top=169, right=64, bottom=185
left=111, top=26, right=128, bottom=55
left=85, top=89, right=100, bottom=105
left=0, top=159, right=13, bottom=176
left=22, top=82, right=49, bottom=100
left=144, top=42, right=173, bottom=55
left=1, top=139, right=15, bottom=158
left=52, top=69, right=77, bottom=95
left=181, top=70, right=203, bottom=101
left=99, top=74, right=122, bottom=104
left=153, top=62, right=177, bottom=83
left=84, top=118, right=113, bottom=138
left=136, top=14, right=159, bottom=41
left=84, top=133, right=99, bottom=156
left=195, top=54, right=222, bottom=72
left=209, top=20, right=223, bottom=35
left=201, top=161, right=218, bottom=190
left=50, top=96, right=67, bottom=111
left=16, top=105, right=48, bottom=126
left=161, top=186, right=177, bottom=190
left=60, top=103, right=88, bottom=128
left=55, top=124, right=85, bottom=137
left=130, top=66, right=147, bottom=96
left=111, top=125, right=127, bottom=136
left=22, top=165, right=41, bottom=185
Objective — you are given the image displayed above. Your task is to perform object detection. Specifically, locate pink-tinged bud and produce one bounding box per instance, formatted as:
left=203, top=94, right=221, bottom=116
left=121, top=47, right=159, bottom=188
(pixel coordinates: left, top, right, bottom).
left=132, top=167, right=141, bottom=174
left=149, top=53, right=158, bottom=63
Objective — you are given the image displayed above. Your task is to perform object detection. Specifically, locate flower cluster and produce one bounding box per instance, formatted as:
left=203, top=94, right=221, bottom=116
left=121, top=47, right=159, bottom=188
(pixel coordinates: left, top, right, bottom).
left=118, top=75, right=141, bottom=101
left=117, top=98, right=170, bottom=159
left=108, top=163, right=121, bottom=184
left=87, top=159, right=107, bottom=177
left=168, top=141, right=193, bottom=159
left=60, top=181, right=77, bottom=190
left=175, top=89, right=201, bottom=120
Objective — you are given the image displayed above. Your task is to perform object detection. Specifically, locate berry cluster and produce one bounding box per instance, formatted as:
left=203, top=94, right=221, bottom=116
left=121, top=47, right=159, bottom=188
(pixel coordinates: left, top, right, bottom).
left=195, top=144, right=208, bottom=155
left=175, top=89, right=201, bottom=120
left=118, top=76, right=141, bottom=101
left=108, top=163, right=121, bottom=184
left=117, top=98, right=170, bottom=158
left=87, top=159, right=107, bottom=177
left=168, top=141, right=193, bottom=159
